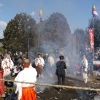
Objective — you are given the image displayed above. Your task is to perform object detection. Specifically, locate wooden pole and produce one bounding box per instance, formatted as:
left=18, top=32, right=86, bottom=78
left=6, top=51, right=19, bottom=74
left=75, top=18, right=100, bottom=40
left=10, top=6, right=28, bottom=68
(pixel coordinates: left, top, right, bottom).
left=1, top=79, right=100, bottom=91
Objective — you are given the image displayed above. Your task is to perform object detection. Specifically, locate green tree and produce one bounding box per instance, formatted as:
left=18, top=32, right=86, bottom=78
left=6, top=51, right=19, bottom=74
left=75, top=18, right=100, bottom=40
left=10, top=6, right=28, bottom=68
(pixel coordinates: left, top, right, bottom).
left=3, top=13, right=37, bottom=52
left=74, top=28, right=89, bottom=53
left=0, top=47, right=5, bottom=53
left=39, top=12, right=71, bottom=53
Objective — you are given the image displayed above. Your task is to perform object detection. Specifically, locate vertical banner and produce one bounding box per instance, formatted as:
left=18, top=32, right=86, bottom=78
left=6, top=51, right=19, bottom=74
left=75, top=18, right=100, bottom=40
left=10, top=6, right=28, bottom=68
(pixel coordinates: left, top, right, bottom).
left=88, top=28, right=94, bottom=50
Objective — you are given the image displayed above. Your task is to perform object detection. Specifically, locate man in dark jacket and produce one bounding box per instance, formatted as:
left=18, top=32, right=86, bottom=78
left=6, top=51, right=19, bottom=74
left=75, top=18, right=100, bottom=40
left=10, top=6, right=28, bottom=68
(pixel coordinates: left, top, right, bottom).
left=56, top=55, right=67, bottom=85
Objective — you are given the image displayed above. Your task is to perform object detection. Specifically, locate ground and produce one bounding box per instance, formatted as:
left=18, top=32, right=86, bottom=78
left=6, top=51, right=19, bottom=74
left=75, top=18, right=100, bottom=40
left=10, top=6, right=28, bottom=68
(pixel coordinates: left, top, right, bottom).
left=37, top=83, right=79, bottom=100
left=5, top=74, right=100, bottom=100
left=36, top=75, right=100, bottom=100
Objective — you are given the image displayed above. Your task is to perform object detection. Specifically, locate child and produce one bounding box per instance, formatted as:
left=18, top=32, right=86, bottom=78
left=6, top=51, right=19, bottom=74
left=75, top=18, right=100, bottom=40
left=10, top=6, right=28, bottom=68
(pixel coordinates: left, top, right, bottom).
left=0, top=59, right=5, bottom=100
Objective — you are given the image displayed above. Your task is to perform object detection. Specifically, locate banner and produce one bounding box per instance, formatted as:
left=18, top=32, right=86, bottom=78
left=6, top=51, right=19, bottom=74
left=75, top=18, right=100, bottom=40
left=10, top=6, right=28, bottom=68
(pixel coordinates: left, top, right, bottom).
left=88, top=28, right=94, bottom=50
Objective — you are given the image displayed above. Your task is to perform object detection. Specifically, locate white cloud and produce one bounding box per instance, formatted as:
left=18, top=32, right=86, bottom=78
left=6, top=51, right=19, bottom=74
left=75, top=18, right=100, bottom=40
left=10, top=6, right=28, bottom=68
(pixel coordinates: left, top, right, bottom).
left=31, top=11, right=35, bottom=16
left=0, top=21, right=7, bottom=28
left=0, top=3, right=3, bottom=7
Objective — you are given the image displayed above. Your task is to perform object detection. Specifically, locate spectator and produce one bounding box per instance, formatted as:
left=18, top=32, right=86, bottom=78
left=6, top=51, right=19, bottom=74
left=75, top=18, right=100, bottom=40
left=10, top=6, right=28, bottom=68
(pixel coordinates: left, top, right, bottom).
left=56, top=55, right=67, bottom=85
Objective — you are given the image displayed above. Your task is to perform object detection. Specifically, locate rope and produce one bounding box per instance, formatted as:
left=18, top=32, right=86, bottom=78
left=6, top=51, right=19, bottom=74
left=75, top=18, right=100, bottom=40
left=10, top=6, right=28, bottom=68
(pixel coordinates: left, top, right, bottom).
left=0, top=79, right=100, bottom=92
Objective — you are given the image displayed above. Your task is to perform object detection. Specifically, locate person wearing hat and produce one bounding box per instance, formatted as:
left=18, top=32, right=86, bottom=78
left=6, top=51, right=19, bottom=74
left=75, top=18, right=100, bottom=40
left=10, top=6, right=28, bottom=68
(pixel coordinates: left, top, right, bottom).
left=14, top=59, right=37, bottom=100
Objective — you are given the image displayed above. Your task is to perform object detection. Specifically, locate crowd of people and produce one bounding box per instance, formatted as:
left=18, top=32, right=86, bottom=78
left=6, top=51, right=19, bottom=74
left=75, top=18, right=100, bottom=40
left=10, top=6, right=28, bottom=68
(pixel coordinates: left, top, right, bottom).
left=0, top=49, right=94, bottom=100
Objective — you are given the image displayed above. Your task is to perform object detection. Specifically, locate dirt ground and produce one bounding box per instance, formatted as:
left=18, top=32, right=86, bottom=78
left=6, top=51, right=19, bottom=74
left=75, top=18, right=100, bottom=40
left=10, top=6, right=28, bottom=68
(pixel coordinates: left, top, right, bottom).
left=5, top=74, right=100, bottom=100
left=36, top=75, right=100, bottom=100
left=37, top=79, right=80, bottom=100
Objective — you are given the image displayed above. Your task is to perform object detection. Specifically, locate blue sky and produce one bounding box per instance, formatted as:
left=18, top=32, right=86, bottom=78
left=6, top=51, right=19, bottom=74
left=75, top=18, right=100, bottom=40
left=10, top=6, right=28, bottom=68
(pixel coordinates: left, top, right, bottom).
left=0, top=0, right=100, bottom=37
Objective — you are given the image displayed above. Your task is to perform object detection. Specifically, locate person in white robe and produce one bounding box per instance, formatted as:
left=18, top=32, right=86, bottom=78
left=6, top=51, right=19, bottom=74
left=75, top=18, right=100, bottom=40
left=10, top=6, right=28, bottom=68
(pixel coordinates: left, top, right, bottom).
left=35, top=54, right=45, bottom=78
left=81, top=55, right=88, bottom=84
left=48, top=54, right=55, bottom=67
left=14, top=59, right=37, bottom=100
left=2, top=53, right=14, bottom=80
left=35, top=54, right=45, bottom=67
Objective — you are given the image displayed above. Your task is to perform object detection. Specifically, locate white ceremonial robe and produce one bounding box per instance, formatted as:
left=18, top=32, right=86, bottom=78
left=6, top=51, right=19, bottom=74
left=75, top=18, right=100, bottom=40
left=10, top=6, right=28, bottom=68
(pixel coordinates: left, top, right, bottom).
left=48, top=56, right=55, bottom=67
left=35, top=57, right=45, bottom=67
left=14, top=66, right=37, bottom=100
left=81, top=59, right=88, bottom=83
left=2, top=58, right=14, bottom=79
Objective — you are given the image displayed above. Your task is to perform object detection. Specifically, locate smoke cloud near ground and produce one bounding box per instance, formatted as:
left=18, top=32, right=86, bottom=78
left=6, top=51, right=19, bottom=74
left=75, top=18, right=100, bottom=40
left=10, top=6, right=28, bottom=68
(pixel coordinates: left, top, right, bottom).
left=29, top=33, right=82, bottom=92
left=28, top=32, right=96, bottom=100
left=29, top=23, right=91, bottom=97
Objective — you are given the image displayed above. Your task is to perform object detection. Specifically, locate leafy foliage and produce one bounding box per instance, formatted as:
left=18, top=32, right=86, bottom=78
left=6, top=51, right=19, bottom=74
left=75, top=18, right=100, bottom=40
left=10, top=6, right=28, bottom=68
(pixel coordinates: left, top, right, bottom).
left=0, top=47, right=5, bottom=53
left=73, top=28, right=89, bottom=53
left=38, top=12, right=71, bottom=53
left=3, top=13, right=37, bottom=52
